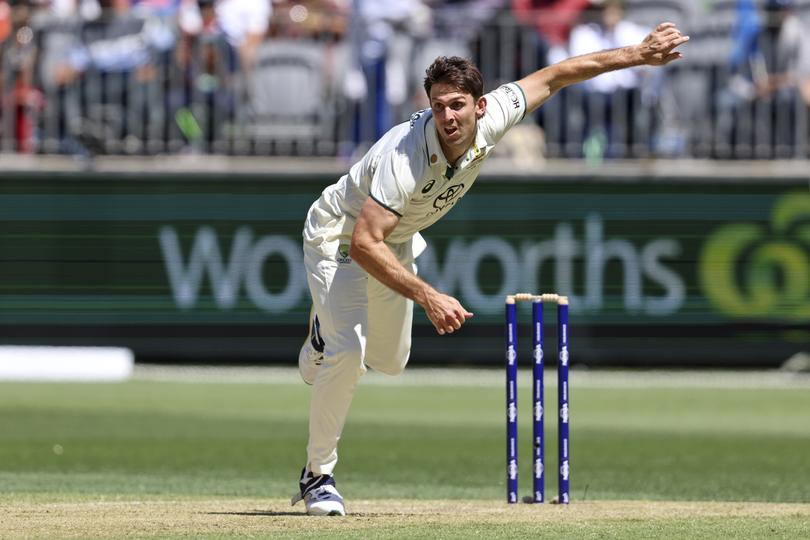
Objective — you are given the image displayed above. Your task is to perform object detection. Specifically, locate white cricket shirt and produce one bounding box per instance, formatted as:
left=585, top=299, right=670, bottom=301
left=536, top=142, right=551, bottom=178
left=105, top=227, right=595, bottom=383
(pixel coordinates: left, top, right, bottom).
left=303, top=82, right=527, bottom=261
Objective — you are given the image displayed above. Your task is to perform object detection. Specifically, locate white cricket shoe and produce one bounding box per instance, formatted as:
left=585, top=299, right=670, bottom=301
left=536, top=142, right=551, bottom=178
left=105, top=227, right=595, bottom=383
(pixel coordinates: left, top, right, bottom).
left=291, top=468, right=346, bottom=516
left=299, top=306, right=324, bottom=385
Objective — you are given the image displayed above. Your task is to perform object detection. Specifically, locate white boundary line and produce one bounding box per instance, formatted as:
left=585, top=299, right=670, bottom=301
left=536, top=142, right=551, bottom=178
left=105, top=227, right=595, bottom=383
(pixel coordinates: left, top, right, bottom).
left=0, top=346, right=133, bottom=381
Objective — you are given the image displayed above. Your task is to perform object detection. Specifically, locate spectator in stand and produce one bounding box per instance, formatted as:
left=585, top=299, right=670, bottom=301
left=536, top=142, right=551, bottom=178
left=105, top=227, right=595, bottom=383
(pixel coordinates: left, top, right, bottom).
left=757, top=0, right=810, bottom=105
left=512, top=0, right=590, bottom=65
left=0, top=0, right=44, bottom=153
left=728, top=0, right=760, bottom=84
left=567, top=0, right=648, bottom=157
left=50, top=0, right=79, bottom=16
left=53, top=0, right=174, bottom=85
left=131, top=0, right=181, bottom=17
left=178, top=0, right=270, bottom=72
left=0, top=0, right=9, bottom=40
left=569, top=0, right=647, bottom=96
left=343, top=0, right=431, bottom=144
left=759, top=0, right=810, bottom=155
left=720, top=0, right=810, bottom=157
left=716, top=0, right=763, bottom=156
left=268, top=0, right=348, bottom=41
left=175, top=0, right=270, bottom=148
left=46, top=0, right=176, bottom=153
left=428, top=0, right=504, bottom=46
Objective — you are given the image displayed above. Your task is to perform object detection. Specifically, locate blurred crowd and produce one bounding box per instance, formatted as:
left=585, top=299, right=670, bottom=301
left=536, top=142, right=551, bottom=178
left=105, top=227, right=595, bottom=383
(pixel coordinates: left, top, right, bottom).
left=0, top=0, right=808, bottom=159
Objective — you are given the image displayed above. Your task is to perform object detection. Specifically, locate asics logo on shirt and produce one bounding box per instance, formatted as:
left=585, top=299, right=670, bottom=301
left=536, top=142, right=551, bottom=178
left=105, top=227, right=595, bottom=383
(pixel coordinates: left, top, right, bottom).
left=422, top=179, right=436, bottom=194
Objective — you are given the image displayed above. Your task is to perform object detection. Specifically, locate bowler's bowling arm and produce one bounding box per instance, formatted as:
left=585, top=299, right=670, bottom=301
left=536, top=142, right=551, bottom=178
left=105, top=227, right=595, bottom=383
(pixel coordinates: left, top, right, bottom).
left=349, top=197, right=429, bottom=302
left=350, top=196, right=472, bottom=335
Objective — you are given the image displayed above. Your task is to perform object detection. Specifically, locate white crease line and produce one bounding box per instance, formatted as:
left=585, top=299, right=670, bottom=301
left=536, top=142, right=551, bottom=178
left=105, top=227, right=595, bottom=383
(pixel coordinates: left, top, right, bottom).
left=132, top=366, right=810, bottom=389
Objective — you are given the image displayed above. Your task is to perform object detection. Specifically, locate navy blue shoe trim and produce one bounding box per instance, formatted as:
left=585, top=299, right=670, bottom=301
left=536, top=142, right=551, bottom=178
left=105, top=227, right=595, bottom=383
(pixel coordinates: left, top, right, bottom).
left=299, top=468, right=335, bottom=498
left=310, top=315, right=325, bottom=353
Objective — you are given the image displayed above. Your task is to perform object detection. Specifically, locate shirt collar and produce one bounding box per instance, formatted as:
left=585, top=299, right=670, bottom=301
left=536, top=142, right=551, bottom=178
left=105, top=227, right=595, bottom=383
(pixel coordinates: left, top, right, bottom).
left=425, top=115, right=449, bottom=171
left=457, top=127, right=489, bottom=171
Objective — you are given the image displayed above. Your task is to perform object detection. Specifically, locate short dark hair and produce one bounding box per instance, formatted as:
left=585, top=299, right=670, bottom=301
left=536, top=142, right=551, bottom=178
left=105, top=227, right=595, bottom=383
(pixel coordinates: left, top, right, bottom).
left=424, top=56, right=484, bottom=100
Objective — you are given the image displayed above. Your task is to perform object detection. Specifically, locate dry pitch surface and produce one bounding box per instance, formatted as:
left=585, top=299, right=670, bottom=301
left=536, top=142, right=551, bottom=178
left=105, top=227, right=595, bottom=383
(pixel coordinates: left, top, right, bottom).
left=3, top=499, right=809, bottom=539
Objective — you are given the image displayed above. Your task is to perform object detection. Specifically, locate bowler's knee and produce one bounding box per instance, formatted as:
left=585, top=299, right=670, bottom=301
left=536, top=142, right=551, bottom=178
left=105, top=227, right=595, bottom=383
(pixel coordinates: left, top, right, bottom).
left=365, top=350, right=410, bottom=376
left=323, top=339, right=367, bottom=371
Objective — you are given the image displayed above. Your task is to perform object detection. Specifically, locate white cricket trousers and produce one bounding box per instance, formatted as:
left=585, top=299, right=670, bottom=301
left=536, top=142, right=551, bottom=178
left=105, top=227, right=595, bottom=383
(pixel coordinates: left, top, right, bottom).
left=303, top=244, right=415, bottom=475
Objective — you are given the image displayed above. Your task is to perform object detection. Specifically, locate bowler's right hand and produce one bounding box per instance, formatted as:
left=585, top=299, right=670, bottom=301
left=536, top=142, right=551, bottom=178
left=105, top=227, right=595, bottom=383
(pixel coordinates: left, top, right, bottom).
left=423, top=292, right=474, bottom=335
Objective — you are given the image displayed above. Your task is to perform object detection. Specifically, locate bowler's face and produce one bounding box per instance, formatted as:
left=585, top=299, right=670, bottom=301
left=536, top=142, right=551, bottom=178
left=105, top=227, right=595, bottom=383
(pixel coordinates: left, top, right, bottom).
left=429, top=83, right=486, bottom=160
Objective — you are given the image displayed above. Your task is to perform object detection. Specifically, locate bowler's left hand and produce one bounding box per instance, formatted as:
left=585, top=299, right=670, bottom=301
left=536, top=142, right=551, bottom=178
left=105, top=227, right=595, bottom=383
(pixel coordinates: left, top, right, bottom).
left=638, top=22, right=689, bottom=66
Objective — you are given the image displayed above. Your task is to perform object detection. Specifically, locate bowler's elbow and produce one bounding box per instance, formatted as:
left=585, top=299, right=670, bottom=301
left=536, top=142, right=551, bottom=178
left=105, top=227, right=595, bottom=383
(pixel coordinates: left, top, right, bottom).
left=348, top=239, right=365, bottom=262
left=349, top=229, right=375, bottom=263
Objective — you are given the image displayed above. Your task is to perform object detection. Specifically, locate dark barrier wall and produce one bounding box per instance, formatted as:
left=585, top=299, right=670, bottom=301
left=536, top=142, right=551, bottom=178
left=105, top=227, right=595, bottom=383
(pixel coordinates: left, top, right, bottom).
left=1, top=172, right=808, bottom=367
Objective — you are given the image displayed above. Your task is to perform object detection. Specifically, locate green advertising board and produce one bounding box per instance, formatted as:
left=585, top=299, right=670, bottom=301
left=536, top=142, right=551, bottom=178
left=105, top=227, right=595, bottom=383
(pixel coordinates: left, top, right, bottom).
left=1, top=172, right=807, bottom=367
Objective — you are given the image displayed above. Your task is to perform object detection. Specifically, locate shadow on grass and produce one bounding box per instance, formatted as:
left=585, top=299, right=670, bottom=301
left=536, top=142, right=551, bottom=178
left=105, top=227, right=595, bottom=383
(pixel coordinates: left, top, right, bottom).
left=205, top=510, right=409, bottom=517
left=205, top=511, right=303, bottom=517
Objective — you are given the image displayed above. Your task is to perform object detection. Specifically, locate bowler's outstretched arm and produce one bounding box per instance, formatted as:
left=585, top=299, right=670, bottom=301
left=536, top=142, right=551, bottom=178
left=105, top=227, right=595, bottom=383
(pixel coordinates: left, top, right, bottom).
left=517, top=22, right=689, bottom=113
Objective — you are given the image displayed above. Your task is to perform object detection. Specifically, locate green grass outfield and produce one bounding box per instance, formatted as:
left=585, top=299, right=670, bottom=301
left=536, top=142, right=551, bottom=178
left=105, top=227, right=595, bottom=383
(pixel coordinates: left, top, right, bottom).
left=1, top=367, right=809, bottom=539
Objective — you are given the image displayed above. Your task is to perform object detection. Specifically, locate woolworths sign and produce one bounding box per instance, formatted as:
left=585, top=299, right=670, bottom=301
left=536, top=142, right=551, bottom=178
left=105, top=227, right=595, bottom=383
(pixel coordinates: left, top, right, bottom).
left=0, top=173, right=806, bottom=366
left=157, top=192, right=809, bottom=324
left=159, top=214, right=685, bottom=318
left=699, top=192, right=810, bottom=321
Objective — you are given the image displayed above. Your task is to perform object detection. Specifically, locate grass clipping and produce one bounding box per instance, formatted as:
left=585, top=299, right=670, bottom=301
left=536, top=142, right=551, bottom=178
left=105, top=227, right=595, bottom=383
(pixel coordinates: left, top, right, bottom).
left=2, top=499, right=810, bottom=539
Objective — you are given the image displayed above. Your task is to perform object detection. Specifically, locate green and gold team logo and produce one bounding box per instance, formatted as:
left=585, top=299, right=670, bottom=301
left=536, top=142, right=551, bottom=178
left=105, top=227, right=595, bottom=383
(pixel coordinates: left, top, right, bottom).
left=699, top=192, right=810, bottom=320
left=337, top=243, right=351, bottom=264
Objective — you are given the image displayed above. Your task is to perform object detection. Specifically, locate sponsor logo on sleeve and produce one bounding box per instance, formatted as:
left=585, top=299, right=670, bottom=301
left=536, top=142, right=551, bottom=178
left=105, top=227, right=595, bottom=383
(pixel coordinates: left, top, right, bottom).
left=501, top=85, right=521, bottom=110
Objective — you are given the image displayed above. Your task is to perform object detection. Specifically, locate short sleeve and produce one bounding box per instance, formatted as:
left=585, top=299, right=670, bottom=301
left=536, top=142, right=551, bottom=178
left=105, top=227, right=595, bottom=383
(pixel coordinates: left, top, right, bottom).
left=479, top=82, right=528, bottom=143
left=368, top=150, right=420, bottom=217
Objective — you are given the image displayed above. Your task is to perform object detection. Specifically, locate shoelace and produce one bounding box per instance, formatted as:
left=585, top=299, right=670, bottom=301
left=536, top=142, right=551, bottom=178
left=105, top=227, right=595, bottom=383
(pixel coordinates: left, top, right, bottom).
left=308, top=348, right=323, bottom=366
left=309, top=485, right=340, bottom=501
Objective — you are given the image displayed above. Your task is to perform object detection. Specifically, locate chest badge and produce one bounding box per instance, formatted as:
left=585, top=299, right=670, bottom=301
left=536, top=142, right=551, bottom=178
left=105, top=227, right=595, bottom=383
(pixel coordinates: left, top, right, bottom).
left=433, top=183, right=465, bottom=210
